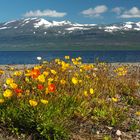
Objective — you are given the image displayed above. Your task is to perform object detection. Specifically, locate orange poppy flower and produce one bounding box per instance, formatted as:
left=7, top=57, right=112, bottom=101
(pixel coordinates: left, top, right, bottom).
left=48, top=84, right=56, bottom=92
left=37, top=84, right=44, bottom=90
left=30, top=69, right=40, bottom=79
left=14, top=88, right=23, bottom=93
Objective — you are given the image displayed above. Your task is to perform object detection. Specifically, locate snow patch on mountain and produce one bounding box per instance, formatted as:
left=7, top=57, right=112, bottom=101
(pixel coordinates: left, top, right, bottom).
left=34, top=18, right=52, bottom=28
left=24, top=21, right=30, bottom=24
left=34, top=19, right=75, bottom=29
left=0, top=27, right=9, bottom=30
left=136, top=22, right=140, bottom=28
left=134, top=28, right=140, bottom=31
left=32, top=18, right=95, bottom=30
left=104, top=26, right=120, bottom=32
left=72, top=23, right=96, bottom=27
left=53, top=20, right=72, bottom=26
left=103, top=21, right=140, bottom=32
left=23, top=18, right=37, bottom=22
left=4, top=20, right=16, bottom=26
left=66, top=27, right=91, bottom=31
left=124, top=24, right=132, bottom=29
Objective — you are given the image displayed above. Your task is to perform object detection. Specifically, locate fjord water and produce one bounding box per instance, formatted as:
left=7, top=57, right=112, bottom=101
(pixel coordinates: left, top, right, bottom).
left=0, top=51, right=140, bottom=64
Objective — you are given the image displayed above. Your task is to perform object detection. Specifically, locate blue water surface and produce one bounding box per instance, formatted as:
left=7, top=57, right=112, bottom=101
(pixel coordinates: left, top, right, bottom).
left=0, top=51, right=140, bottom=64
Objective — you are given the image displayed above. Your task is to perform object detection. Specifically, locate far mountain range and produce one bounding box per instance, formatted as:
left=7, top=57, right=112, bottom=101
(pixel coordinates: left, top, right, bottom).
left=0, top=18, right=140, bottom=50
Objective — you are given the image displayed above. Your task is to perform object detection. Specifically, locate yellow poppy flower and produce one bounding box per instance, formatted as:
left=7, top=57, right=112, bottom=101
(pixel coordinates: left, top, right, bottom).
left=25, top=90, right=30, bottom=95
left=29, top=100, right=38, bottom=107
left=6, top=78, right=14, bottom=85
left=112, top=97, right=118, bottom=102
left=54, top=76, right=59, bottom=81
left=42, top=61, right=48, bottom=64
left=3, top=89, right=13, bottom=98
left=55, top=59, right=60, bottom=63
left=135, top=111, right=140, bottom=116
left=45, top=88, right=49, bottom=94
left=10, top=83, right=17, bottom=89
left=60, top=79, right=66, bottom=85
left=38, top=74, right=45, bottom=83
left=43, top=71, right=49, bottom=77
left=0, top=99, right=4, bottom=104
left=48, top=77, right=53, bottom=81
left=10, top=67, right=14, bottom=71
left=14, top=71, right=22, bottom=76
left=34, top=65, right=42, bottom=70
left=64, top=56, right=70, bottom=59
left=40, top=99, right=48, bottom=104
left=50, top=70, right=57, bottom=75
left=84, top=91, right=88, bottom=97
left=0, top=70, right=4, bottom=75
left=90, top=88, right=94, bottom=94
left=115, top=66, right=127, bottom=76
left=72, top=77, right=78, bottom=85
left=25, top=77, right=30, bottom=82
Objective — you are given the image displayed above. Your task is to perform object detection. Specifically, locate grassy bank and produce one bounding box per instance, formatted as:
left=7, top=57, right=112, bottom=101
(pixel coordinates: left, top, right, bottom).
left=0, top=57, right=139, bottom=140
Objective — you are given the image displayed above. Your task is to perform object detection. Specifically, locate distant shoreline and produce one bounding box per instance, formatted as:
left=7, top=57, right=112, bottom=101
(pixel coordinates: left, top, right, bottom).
left=0, top=64, right=36, bottom=70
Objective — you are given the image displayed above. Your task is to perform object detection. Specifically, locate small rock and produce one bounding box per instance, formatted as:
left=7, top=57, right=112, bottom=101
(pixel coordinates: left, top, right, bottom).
left=116, top=130, right=122, bottom=136
left=107, top=126, right=113, bottom=130
left=91, top=128, right=96, bottom=133
left=123, top=133, right=132, bottom=139
left=96, top=131, right=100, bottom=135
left=118, top=137, right=121, bottom=140
left=136, top=116, right=140, bottom=121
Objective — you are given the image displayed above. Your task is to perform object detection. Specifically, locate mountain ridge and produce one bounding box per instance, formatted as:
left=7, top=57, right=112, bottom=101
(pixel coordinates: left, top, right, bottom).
left=1, top=18, right=140, bottom=32
left=0, top=18, right=140, bottom=51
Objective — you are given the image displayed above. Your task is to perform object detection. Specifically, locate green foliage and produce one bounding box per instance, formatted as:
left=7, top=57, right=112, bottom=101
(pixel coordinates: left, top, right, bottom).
left=0, top=94, right=78, bottom=139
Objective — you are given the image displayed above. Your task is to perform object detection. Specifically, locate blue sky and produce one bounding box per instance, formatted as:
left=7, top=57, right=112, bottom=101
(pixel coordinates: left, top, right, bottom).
left=1, top=0, right=140, bottom=24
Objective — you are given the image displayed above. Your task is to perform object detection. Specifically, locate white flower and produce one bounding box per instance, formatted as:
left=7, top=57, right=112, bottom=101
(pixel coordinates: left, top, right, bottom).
left=37, top=57, right=42, bottom=61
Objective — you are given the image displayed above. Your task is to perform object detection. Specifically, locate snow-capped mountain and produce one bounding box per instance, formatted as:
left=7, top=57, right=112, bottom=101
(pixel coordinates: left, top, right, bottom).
left=0, top=18, right=96, bottom=33
left=0, top=18, right=140, bottom=51
left=1, top=18, right=140, bottom=33
left=102, top=22, right=140, bottom=32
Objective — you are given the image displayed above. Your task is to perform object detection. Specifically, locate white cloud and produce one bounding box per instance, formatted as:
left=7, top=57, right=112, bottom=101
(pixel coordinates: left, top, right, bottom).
left=112, top=7, right=123, bottom=15
left=81, top=5, right=108, bottom=18
left=24, top=9, right=67, bottom=18
left=120, top=7, right=140, bottom=18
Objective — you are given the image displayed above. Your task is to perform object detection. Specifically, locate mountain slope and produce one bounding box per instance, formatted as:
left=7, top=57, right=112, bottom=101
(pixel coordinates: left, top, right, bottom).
left=0, top=18, right=140, bottom=50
